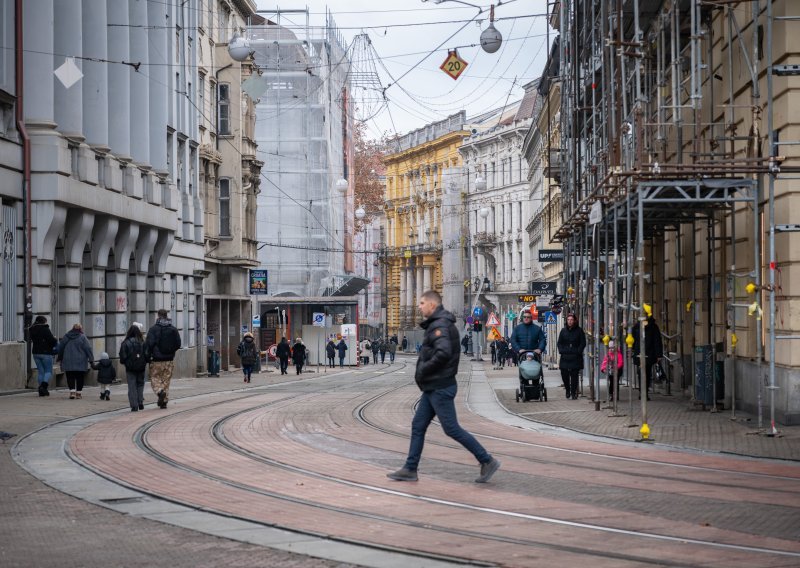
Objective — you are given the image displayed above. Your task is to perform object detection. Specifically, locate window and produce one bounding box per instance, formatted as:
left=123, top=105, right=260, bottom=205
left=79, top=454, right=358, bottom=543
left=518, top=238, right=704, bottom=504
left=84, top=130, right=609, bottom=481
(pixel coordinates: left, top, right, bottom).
left=199, top=75, right=205, bottom=119
left=96, top=155, right=105, bottom=188
left=219, top=178, right=231, bottom=236
left=217, top=83, right=230, bottom=135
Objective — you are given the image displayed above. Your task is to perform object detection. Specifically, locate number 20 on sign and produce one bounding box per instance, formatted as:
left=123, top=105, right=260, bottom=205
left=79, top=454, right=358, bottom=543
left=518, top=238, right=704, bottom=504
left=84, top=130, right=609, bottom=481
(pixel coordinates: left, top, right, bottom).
left=440, top=50, right=468, bottom=80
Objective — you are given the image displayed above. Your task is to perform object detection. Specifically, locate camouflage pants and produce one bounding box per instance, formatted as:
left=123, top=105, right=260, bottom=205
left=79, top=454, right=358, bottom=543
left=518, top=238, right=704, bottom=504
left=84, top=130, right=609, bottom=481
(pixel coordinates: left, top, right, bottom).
left=149, top=361, right=174, bottom=402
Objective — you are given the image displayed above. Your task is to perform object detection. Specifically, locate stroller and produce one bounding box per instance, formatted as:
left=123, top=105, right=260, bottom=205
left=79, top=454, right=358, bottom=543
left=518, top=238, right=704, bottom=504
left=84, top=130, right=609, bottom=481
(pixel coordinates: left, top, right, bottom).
left=515, top=351, right=547, bottom=402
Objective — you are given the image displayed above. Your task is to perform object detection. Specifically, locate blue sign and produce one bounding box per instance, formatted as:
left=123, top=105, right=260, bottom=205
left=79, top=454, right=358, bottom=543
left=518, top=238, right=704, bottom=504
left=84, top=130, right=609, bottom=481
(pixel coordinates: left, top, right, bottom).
left=466, top=316, right=474, bottom=325
left=545, top=311, right=557, bottom=325
left=473, top=307, right=483, bottom=318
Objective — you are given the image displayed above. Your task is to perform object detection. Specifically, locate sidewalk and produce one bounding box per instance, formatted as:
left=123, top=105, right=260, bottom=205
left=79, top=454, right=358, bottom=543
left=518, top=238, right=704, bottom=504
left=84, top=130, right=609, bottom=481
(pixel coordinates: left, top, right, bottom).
left=482, top=360, right=800, bottom=461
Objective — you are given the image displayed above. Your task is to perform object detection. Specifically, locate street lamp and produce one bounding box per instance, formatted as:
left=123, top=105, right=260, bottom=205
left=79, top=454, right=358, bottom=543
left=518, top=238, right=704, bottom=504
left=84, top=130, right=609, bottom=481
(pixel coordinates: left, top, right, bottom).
left=475, top=175, right=487, bottom=192
left=421, top=1, right=503, bottom=54
left=355, top=204, right=367, bottom=338
left=228, top=33, right=252, bottom=61
left=335, top=178, right=349, bottom=194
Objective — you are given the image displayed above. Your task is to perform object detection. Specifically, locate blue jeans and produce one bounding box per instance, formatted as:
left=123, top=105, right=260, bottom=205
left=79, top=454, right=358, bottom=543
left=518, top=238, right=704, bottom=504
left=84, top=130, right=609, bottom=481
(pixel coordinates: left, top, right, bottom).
left=403, top=384, right=491, bottom=471
left=242, top=365, right=253, bottom=380
left=33, top=354, right=53, bottom=385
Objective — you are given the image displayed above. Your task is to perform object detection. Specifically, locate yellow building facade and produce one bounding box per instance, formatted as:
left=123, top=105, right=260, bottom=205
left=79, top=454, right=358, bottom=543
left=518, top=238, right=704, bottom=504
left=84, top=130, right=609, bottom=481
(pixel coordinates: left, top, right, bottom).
left=383, top=112, right=468, bottom=334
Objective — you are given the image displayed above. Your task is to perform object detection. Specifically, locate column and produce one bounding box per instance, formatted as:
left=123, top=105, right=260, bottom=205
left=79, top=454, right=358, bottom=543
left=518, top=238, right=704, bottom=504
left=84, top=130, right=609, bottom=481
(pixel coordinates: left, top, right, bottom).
left=129, top=0, right=150, bottom=166
left=23, top=0, right=55, bottom=125
left=148, top=0, right=168, bottom=173
left=107, top=0, right=131, bottom=159
left=416, top=265, right=424, bottom=304
left=406, top=263, right=415, bottom=312
left=423, top=266, right=432, bottom=293
left=399, top=265, right=407, bottom=320
left=54, top=0, right=83, bottom=137
left=82, top=0, right=108, bottom=148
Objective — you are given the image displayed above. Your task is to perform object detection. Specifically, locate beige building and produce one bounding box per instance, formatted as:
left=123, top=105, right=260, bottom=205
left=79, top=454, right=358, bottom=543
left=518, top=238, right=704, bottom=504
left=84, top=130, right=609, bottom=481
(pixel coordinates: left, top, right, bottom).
left=198, top=1, right=262, bottom=371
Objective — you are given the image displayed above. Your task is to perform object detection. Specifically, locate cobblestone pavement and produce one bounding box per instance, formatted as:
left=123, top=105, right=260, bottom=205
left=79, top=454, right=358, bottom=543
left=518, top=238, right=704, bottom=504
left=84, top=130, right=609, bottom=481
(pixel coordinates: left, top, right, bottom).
left=0, top=367, right=359, bottom=568
left=2, top=356, right=798, bottom=567
left=485, top=361, right=800, bottom=460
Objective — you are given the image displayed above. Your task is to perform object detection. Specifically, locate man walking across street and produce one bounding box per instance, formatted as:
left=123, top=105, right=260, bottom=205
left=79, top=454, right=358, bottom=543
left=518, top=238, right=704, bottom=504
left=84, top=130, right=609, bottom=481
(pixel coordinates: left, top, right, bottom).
left=146, top=309, right=181, bottom=409
left=510, top=309, right=546, bottom=361
left=387, top=290, right=500, bottom=484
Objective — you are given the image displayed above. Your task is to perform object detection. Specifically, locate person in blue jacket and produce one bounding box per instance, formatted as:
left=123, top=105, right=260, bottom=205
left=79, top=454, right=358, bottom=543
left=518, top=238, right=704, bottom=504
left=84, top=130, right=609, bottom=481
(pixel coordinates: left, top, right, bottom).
left=510, top=309, right=546, bottom=357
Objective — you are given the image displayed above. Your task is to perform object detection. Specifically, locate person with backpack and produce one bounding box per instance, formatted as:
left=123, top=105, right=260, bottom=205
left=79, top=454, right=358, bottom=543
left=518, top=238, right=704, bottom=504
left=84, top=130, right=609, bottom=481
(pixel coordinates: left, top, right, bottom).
left=120, top=324, right=147, bottom=412
left=336, top=337, right=348, bottom=367
left=146, top=309, right=181, bottom=409
left=237, top=332, right=258, bottom=383
left=56, top=323, right=94, bottom=399
left=91, top=352, right=117, bottom=401
left=276, top=337, right=291, bottom=375
left=387, top=339, right=397, bottom=364
left=29, top=315, right=57, bottom=397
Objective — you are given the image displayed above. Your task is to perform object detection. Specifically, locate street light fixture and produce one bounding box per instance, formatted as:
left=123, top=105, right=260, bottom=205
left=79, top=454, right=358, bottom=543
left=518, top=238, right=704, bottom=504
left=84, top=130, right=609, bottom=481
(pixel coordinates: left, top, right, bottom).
left=228, top=33, right=252, bottom=62
left=421, top=1, right=503, bottom=54
left=335, top=178, right=349, bottom=194
left=475, top=175, right=487, bottom=192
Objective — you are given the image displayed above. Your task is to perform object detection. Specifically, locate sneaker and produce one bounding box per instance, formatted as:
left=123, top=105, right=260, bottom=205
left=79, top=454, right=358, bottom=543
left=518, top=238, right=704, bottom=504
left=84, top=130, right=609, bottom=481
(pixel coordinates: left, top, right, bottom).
left=75, top=392, right=82, bottom=399
left=475, top=458, right=501, bottom=483
left=386, top=468, right=418, bottom=481
left=157, top=390, right=166, bottom=408
left=69, top=392, right=76, bottom=399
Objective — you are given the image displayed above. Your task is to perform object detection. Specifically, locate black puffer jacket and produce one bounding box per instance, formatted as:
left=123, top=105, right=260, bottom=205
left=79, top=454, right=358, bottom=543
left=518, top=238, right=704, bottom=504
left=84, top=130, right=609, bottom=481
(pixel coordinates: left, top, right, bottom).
left=415, top=306, right=460, bottom=392
left=29, top=323, right=57, bottom=355
left=557, top=324, right=587, bottom=370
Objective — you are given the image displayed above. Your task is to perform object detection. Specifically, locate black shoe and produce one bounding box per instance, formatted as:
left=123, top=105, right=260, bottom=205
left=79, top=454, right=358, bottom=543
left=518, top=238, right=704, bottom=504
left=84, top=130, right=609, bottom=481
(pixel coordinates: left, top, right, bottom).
left=131, top=407, right=138, bottom=412
left=475, top=458, right=501, bottom=483
left=105, top=391, right=110, bottom=400
left=157, top=390, right=166, bottom=408
left=387, top=468, right=418, bottom=481
left=572, top=394, right=578, bottom=400
left=139, top=404, right=145, bottom=410
left=565, top=391, right=571, bottom=399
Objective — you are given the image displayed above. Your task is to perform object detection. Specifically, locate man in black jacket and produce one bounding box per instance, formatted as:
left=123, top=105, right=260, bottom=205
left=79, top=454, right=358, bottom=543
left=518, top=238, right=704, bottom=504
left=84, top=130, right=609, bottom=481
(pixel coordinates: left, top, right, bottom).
left=387, top=290, right=500, bottom=483
left=146, top=309, right=181, bottom=409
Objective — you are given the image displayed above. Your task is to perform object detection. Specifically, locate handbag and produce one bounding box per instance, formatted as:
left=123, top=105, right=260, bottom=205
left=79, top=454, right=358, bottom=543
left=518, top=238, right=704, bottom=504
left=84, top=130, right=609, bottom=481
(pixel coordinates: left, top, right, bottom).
left=651, top=361, right=666, bottom=383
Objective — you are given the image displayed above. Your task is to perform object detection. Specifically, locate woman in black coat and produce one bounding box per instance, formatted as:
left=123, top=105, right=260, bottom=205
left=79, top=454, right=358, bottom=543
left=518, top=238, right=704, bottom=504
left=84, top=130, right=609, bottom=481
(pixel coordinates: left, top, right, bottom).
left=292, top=338, right=306, bottom=375
left=276, top=337, right=291, bottom=375
left=325, top=339, right=336, bottom=368
left=557, top=313, right=587, bottom=400
left=29, top=316, right=57, bottom=396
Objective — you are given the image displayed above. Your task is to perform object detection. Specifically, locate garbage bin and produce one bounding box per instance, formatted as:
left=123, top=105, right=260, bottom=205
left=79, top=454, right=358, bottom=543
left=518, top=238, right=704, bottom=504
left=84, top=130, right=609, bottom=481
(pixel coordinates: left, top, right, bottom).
left=208, top=350, right=220, bottom=377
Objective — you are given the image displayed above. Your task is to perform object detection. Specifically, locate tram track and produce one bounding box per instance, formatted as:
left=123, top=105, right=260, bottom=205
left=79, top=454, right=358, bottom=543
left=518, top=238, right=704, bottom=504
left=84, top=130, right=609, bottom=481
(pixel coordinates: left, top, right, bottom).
left=63, top=361, right=800, bottom=566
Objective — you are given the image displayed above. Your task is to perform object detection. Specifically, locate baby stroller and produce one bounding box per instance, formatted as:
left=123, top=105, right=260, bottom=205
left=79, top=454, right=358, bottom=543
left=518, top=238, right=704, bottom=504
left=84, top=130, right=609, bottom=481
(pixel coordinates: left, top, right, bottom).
left=516, top=351, right=547, bottom=402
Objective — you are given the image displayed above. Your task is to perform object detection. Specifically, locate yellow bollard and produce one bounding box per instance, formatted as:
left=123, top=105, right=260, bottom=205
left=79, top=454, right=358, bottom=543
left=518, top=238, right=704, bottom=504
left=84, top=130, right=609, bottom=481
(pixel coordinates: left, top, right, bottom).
left=640, top=423, right=650, bottom=440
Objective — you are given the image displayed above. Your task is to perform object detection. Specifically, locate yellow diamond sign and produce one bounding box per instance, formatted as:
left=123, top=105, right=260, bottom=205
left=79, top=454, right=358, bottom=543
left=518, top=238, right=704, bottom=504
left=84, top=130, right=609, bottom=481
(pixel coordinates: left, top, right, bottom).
left=440, top=50, right=468, bottom=80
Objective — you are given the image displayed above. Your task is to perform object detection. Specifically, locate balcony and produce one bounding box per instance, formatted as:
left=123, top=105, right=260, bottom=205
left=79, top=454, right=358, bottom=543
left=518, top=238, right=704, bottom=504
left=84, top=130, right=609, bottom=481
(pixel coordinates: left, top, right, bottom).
left=473, top=231, right=497, bottom=247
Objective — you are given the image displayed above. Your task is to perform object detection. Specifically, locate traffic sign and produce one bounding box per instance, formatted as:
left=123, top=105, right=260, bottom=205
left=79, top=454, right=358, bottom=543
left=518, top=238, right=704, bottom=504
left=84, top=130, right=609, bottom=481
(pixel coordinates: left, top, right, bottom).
left=486, top=327, right=502, bottom=341
left=440, top=50, right=468, bottom=80
left=546, top=312, right=557, bottom=325
left=466, top=316, right=474, bottom=325
left=473, top=307, right=484, bottom=318
left=252, top=314, right=261, bottom=328
left=267, top=344, right=277, bottom=359
left=312, top=312, right=325, bottom=327
left=506, top=311, right=516, bottom=320
left=487, top=312, right=500, bottom=326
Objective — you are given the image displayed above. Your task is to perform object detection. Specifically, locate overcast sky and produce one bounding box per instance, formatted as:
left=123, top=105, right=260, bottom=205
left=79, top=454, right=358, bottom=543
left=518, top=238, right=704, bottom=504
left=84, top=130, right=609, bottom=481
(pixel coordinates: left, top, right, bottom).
left=253, top=1, right=553, bottom=140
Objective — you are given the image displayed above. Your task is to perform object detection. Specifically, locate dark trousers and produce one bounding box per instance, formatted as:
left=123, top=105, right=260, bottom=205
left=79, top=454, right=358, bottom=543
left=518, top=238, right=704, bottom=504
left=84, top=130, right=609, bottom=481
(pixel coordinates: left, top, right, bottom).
left=403, top=384, right=491, bottom=471
left=380, top=352, right=386, bottom=363
left=327, top=355, right=335, bottom=368
left=279, top=357, right=289, bottom=375
left=607, top=368, right=623, bottom=399
left=295, top=363, right=303, bottom=375
left=635, top=357, right=656, bottom=392
left=242, top=365, right=253, bottom=381
left=561, top=369, right=580, bottom=398
left=66, top=370, right=86, bottom=392
left=126, top=371, right=145, bottom=409
left=339, top=356, right=345, bottom=367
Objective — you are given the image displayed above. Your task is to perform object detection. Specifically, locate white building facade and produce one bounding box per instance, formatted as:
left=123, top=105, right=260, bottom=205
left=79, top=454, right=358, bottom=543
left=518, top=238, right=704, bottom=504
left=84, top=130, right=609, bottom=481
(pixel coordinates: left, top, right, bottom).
left=459, top=84, right=538, bottom=336
left=0, top=0, right=204, bottom=388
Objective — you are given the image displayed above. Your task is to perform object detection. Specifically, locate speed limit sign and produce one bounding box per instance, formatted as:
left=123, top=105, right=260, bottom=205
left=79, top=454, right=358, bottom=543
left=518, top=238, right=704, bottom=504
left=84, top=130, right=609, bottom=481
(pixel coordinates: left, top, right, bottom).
left=440, top=50, right=468, bottom=80
left=267, top=344, right=277, bottom=360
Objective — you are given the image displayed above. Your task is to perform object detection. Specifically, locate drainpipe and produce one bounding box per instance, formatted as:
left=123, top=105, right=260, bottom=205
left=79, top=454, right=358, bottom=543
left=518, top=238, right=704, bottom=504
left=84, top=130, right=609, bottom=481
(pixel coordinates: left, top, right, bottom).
left=15, top=0, right=33, bottom=374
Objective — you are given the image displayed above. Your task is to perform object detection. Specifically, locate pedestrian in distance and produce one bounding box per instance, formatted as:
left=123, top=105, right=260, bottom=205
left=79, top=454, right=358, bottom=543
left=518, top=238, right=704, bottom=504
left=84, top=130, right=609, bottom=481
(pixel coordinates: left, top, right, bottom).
left=276, top=337, right=291, bottom=375
left=119, top=324, right=147, bottom=412
left=145, top=309, right=181, bottom=409
left=557, top=313, right=587, bottom=400
left=336, top=337, right=348, bottom=367
left=91, top=352, right=116, bottom=401
left=56, top=323, right=94, bottom=399
left=359, top=338, right=371, bottom=366
left=497, top=339, right=507, bottom=369
left=379, top=339, right=387, bottom=363
left=632, top=315, right=664, bottom=401
left=292, top=338, right=306, bottom=375
left=325, top=338, right=336, bottom=368
left=490, top=339, right=497, bottom=365
left=387, top=339, right=396, bottom=363
left=601, top=340, right=624, bottom=401
left=29, top=315, right=57, bottom=397
left=387, top=290, right=501, bottom=484
left=460, top=334, right=470, bottom=355
left=401, top=335, right=408, bottom=352
left=236, top=332, right=258, bottom=383
left=371, top=338, right=380, bottom=364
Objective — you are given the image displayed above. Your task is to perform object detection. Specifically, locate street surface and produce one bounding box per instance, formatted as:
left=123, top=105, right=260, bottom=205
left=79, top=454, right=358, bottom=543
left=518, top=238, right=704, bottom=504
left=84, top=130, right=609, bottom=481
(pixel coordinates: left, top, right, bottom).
left=3, top=355, right=799, bottom=567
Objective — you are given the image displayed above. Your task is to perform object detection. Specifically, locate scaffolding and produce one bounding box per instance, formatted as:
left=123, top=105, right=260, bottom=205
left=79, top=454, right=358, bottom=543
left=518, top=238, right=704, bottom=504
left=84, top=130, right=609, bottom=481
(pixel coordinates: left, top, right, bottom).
left=249, top=9, right=353, bottom=297
left=550, top=0, right=800, bottom=432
